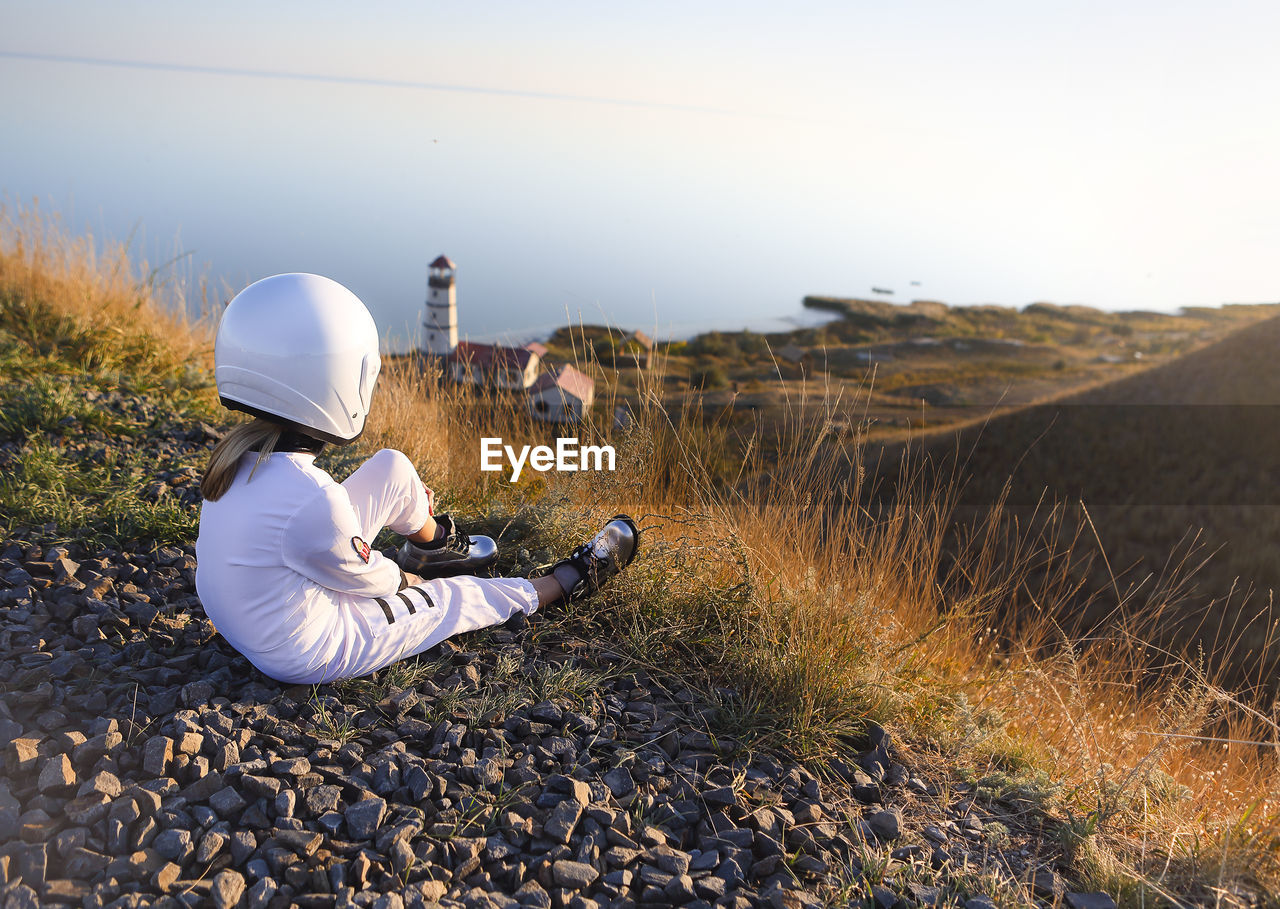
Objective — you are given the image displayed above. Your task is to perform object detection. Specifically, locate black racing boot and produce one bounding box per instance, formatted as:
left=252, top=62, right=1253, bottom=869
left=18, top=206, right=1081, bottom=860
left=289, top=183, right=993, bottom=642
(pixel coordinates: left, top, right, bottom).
left=396, top=514, right=498, bottom=579
left=531, top=514, right=639, bottom=602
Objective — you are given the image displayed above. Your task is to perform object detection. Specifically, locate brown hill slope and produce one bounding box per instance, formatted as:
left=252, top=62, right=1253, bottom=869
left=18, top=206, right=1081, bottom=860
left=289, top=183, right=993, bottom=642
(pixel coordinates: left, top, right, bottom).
left=880, top=314, right=1280, bottom=686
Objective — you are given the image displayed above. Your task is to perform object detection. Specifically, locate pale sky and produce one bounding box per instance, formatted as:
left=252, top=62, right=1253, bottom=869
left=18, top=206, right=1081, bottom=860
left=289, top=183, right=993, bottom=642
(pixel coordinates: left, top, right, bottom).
left=4, top=1, right=1279, bottom=329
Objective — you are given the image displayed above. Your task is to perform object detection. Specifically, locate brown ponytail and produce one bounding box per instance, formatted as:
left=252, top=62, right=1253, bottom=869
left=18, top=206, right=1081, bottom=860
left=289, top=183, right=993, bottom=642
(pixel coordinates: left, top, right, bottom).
left=200, top=419, right=285, bottom=501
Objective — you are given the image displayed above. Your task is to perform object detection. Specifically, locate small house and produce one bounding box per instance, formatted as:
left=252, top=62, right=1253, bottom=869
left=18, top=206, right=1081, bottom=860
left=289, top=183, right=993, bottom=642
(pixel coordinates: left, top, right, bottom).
left=529, top=364, right=596, bottom=424
left=447, top=341, right=544, bottom=390
left=615, top=330, right=655, bottom=369
left=625, top=330, right=655, bottom=352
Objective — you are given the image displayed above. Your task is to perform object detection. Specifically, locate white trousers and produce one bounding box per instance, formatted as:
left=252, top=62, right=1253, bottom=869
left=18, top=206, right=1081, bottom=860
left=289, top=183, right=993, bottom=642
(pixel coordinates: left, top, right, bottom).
left=293, top=449, right=539, bottom=684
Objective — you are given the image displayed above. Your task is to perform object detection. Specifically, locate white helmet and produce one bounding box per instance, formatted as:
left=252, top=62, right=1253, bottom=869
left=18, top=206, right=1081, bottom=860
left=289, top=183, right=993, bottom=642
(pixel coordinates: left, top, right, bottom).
left=214, top=273, right=381, bottom=444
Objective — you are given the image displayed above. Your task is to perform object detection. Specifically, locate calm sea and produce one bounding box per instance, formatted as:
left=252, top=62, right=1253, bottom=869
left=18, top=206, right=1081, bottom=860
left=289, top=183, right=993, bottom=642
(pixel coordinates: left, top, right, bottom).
left=4, top=53, right=878, bottom=351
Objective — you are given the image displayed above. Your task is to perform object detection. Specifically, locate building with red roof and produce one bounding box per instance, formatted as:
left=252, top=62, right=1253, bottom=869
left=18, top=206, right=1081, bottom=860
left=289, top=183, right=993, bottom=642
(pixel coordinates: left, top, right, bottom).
left=446, top=341, right=545, bottom=390
left=528, top=364, right=596, bottom=424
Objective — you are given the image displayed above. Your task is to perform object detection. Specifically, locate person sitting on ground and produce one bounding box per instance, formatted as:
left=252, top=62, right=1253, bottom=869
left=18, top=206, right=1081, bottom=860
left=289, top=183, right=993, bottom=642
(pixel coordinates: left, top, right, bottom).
left=194, top=273, right=638, bottom=685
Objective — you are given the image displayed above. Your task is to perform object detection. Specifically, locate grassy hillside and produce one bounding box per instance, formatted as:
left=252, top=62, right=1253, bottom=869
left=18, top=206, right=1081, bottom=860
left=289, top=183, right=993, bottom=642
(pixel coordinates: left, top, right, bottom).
left=873, top=314, right=1280, bottom=693
left=2, top=209, right=1277, bottom=904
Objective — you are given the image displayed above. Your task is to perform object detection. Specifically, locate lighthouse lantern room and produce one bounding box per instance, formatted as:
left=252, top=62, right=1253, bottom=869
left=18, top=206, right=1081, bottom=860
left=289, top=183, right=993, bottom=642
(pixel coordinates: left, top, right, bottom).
left=424, top=254, right=458, bottom=356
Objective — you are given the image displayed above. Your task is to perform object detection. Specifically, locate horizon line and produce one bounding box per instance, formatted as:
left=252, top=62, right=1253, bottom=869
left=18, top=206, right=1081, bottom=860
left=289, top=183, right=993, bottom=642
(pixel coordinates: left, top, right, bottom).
left=0, top=49, right=795, bottom=121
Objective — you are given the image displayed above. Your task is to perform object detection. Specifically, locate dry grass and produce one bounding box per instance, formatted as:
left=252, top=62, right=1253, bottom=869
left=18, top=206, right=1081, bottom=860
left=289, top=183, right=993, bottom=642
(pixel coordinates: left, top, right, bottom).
left=0, top=202, right=215, bottom=392
left=359, top=350, right=1280, bottom=902
left=3, top=208, right=1277, bottom=904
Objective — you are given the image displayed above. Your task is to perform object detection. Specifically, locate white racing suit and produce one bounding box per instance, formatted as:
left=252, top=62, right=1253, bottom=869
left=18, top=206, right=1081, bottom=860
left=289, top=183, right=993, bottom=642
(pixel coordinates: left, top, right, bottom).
left=195, top=448, right=539, bottom=684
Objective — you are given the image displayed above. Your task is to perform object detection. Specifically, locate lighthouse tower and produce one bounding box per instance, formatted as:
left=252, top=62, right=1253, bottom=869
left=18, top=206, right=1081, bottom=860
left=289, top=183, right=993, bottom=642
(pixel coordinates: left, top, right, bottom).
left=423, top=255, right=458, bottom=356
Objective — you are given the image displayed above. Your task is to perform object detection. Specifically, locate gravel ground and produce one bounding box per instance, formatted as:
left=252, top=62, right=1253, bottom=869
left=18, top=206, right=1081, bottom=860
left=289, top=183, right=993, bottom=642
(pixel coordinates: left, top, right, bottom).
left=0, top=393, right=1113, bottom=909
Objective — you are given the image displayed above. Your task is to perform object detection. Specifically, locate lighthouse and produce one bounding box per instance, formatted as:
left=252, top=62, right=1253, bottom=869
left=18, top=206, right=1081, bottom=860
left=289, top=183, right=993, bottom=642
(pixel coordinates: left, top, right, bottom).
left=423, top=254, right=458, bottom=356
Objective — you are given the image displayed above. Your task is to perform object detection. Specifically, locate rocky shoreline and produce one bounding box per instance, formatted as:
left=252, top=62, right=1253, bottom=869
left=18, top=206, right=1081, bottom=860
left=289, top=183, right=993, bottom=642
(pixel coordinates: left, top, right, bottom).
left=0, top=397, right=1106, bottom=909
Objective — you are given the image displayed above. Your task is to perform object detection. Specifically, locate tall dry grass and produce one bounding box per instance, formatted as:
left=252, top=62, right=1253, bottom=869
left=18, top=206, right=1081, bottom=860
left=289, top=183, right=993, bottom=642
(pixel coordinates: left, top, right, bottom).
left=0, top=203, right=214, bottom=390
left=360, top=340, right=1279, bottom=900
left=4, top=208, right=1277, bottom=902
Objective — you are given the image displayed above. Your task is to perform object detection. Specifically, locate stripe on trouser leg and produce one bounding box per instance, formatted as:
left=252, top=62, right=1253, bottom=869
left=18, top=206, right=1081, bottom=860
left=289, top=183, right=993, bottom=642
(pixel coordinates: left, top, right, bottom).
left=374, top=598, right=395, bottom=624
left=404, top=586, right=437, bottom=609
left=395, top=591, right=417, bottom=615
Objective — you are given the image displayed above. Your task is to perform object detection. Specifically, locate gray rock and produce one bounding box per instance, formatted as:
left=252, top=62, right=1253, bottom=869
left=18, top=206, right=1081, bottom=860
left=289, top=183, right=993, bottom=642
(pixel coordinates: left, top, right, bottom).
left=245, top=877, right=277, bottom=909
left=345, top=796, right=387, bottom=839
left=708, top=827, right=754, bottom=851
left=475, top=758, right=504, bottom=787
left=7, top=738, right=40, bottom=775
left=38, top=753, right=76, bottom=793
left=11, top=843, right=46, bottom=889
left=419, top=881, right=451, bottom=905
left=391, top=838, right=415, bottom=875
left=63, top=792, right=111, bottom=826
left=0, top=807, right=18, bottom=843
left=702, top=786, right=736, bottom=809
left=663, top=873, right=696, bottom=903
left=890, top=845, right=927, bottom=862
left=74, top=731, right=123, bottom=765
left=964, top=898, right=997, bottom=909
left=689, top=850, right=719, bottom=873
left=871, top=884, right=898, bottom=909
left=83, top=770, right=125, bottom=800
left=554, top=859, right=600, bottom=890
left=485, top=834, right=519, bottom=861
left=792, top=800, right=822, bottom=824
left=274, top=790, right=296, bottom=818
left=129, top=785, right=164, bottom=815
left=714, top=857, right=747, bottom=887
left=1066, top=894, right=1118, bottom=909
left=551, top=775, right=593, bottom=806
left=230, top=830, right=257, bottom=864
left=154, top=828, right=194, bottom=864
left=154, top=861, right=182, bottom=892
left=305, top=784, right=342, bottom=816
left=1033, top=870, right=1063, bottom=897
left=3, top=883, right=39, bottom=909
left=275, top=829, right=323, bottom=857
left=196, top=831, right=227, bottom=863
left=908, top=883, right=941, bottom=907
left=638, top=865, right=674, bottom=889
left=868, top=809, right=901, bottom=841
left=602, top=767, right=635, bottom=797
left=544, top=800, right=584, bottom=844
left=271, top=757, right=311, bottom=775
left=64, top=847, right=111, bottom=879
left=176, top=731, right=204, bottom=756
left=603, top=869, right=633, bottom=889
left=181, top=770, right=225, bottom=803
left=209, top=786, right=248, bottom=818
left=647, top=845, right=691, bottom=876
left=52, top=827, right=88, bottom=858
left=181, top=680, right=215, bottom=708
left=241, top=774, right=281, bottom=800
left=922, top=825, right=947, bottom=844
left=210, top=740, right=241, bottom=771
left=211, top=870, right=246, bottom=908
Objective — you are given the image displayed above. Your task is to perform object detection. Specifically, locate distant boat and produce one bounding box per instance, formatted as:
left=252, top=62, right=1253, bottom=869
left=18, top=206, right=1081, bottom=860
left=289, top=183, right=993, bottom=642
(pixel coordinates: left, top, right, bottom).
left=871, top=287, right=894, bottom=295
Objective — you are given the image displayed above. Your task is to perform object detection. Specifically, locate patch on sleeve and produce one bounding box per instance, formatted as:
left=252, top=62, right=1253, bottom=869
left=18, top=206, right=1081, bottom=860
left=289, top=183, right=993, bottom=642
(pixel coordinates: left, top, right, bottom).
left=351, top=536, right=371, bottom=563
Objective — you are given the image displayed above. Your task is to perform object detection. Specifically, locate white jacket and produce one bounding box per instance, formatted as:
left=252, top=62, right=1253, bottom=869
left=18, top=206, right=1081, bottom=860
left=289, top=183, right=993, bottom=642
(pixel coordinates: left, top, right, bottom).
left=195, top=451, right=403, bottom=681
